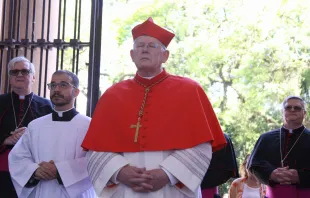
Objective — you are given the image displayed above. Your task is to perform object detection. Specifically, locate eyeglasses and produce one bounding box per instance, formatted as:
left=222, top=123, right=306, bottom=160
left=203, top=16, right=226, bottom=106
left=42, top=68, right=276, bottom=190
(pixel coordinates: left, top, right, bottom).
left=134, top=42, right=163, bottom=49
left=284, top=105, right=304, bottom=112
left=9, top=69, right=32, bottom=76
left=47, top=82, right=76, bottom=90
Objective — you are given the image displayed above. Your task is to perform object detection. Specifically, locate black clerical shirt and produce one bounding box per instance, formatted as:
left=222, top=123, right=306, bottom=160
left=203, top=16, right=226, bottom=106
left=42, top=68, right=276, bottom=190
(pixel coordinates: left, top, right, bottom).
left=52, top=108, right=79, bottom=121
left=0, top=91, right=53, bottom=148
left=248, top=126, right=310, bottom=188
left=201, top=133, right=239, bottom=189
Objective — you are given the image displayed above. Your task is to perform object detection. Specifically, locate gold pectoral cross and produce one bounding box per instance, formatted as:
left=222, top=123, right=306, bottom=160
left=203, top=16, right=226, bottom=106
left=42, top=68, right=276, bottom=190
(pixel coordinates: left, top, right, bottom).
left=130, top=118, right=142, bottom=143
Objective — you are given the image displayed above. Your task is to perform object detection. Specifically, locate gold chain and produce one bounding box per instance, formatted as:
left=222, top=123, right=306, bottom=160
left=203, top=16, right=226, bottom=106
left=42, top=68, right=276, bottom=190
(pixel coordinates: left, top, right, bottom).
left=11, top=93, right=33, bottom=131
left=131, top=74, right=169, bottom=142
left=134, top=75, right=169, bottom=118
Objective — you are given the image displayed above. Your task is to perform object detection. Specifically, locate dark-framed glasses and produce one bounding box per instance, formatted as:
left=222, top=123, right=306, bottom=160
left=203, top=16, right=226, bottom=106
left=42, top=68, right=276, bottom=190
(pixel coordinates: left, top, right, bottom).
left=47, top=82, right=76, bottom=90
left=284, top=105, right=304, bottom=112
left=9, top=69, right=32, bottom=76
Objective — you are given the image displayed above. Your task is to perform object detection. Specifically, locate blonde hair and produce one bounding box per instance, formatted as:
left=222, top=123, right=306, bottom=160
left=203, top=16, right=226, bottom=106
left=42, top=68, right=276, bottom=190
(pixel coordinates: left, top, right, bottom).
left=240, top=154, right=250, bottom=178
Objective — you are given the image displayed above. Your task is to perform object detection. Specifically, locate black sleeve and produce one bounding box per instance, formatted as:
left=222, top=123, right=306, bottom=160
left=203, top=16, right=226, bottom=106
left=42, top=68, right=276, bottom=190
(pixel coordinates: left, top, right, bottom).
left=297, top=169, right=310, bottom=187
left=0, top=99, right=10, bottom=145
left=201, top=169, right=235, bottom=188
left=225, top=134, right=239, bottom=178
left=296, top=131, right=310, bottom=188
left=201, top=134, right=239, bottom=189
left=248, top=134, right=277, bottom=185
left=25, top=173, right=40, bottom=188
left=25, top=169, right=64, bottom=187
left=56, top=171, right=63, bottom=185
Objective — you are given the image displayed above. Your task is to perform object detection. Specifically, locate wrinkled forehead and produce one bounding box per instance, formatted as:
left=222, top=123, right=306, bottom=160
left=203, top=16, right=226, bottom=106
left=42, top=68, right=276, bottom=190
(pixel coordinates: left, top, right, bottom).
left=51, top=73, right=72, bottom=83
left=134, top=35, right=161, bottom=44
left=285, top=99, right=304, bottom=107
left=12, top=61, right=30, bottom=70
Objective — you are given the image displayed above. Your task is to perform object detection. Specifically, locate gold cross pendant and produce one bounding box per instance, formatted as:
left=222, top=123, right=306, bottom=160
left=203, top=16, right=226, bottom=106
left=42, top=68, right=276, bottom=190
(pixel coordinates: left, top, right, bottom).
left=130, top=118, right=142, bottom=143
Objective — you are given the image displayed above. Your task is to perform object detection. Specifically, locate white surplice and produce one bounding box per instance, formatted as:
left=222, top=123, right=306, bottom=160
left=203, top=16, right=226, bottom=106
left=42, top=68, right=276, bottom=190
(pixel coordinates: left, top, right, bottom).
left=87, top=142, right=212, bottom=198
left=9, top=113, right=97, bottom=198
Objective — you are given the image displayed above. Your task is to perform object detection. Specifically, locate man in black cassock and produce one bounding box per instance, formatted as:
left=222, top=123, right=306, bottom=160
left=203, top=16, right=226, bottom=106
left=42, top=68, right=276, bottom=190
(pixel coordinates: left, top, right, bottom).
left=248, top=96, right=310, bottom=198
left=201, top=133, right=239, bottom=198
left=0, top=56, right=53, bottom=198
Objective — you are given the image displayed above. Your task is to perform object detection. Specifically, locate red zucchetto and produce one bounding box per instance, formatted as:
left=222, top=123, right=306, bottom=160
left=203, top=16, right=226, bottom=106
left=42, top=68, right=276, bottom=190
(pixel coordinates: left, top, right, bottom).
left=132, top=17, right=175, bottom=47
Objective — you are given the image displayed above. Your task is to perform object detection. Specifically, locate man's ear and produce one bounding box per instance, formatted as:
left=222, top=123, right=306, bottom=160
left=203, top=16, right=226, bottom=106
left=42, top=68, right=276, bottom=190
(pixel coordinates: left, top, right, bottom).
left=162, top=50, right=170, bottom=63
left=130, top=49, right=134, bottom=62
left=73, top=88, right=80, bottom=98
left=32, top=74, right=36, bottom=83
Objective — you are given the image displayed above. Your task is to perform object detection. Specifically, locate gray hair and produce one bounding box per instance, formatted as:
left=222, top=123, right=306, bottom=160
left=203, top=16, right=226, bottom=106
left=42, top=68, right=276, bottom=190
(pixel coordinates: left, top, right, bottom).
left=8, top=56, right=35, bottom=75
left=282, top=96, right=307, bottom=110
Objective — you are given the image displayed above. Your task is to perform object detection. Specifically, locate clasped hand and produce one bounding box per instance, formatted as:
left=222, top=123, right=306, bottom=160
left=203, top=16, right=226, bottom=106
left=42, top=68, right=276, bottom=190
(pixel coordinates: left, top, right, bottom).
left=3, top=127, right=26, bottom=145
left=34, top=160, right=58, bottom=180
left=270, top=166, right=299, bottom=184
left=117, top=166, right=170, bottom=192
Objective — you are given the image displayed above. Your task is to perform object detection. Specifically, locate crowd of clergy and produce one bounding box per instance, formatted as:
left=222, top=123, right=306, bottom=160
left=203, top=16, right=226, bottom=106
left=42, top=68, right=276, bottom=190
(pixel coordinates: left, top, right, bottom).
left=0, top=17, right=309, bottom=198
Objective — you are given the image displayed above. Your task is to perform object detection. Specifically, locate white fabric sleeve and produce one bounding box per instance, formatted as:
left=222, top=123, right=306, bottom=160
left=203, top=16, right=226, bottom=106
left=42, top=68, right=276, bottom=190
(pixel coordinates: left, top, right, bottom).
left=55, top=156, right=94, bottom=198
left=8, top=128, right=39, bottom=198
left=110, top=168, right=122, bottom=184
left=160, top=142, right=212, bottom=197
left=87, top=151, right=129, bottom=198
left=161, top=167, right=179, bottom=185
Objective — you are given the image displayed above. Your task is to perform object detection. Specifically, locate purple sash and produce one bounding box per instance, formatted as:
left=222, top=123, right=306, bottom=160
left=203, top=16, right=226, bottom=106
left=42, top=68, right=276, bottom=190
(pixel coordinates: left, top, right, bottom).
left=266, top=185, right=310, bottom=198
left=201, top=187, right=218, bottom=198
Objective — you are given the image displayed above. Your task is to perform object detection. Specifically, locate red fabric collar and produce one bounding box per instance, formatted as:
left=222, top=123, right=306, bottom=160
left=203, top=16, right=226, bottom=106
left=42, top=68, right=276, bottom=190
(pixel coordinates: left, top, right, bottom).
left=134, top=69, right=169, bottom=87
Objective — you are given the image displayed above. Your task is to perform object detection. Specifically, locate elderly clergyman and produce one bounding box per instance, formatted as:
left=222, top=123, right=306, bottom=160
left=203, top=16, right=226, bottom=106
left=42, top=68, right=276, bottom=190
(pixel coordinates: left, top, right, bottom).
left=82, top=17, right=226, bottom=198
left=248, top=96, right=310, bottom=198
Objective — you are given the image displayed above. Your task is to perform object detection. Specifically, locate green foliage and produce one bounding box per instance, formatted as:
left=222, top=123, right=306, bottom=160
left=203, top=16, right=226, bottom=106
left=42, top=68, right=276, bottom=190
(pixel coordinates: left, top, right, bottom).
left=300, top=69, right=310, bottom=120
left=301, top=69, right=310, bottom=101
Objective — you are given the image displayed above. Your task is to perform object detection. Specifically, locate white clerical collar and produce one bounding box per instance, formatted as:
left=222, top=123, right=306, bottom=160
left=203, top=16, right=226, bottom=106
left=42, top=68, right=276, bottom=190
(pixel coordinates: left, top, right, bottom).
left=142, top=76, right=154, bottom=79
left=54, top=107, right=74, bottom=117
left=283, top=125, right=303, bottom=133
left=14, top=92, right=32, bottom=100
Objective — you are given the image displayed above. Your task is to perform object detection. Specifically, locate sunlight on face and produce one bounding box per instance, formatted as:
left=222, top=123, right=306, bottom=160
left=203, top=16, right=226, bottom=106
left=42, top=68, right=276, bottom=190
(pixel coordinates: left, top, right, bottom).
left=283, top=99, right=306, bottom=126
left=130, top=36, right=169, bottom=74
left=9, top=61, right=35, bottom=93
left=49, top=73, right=78, bottom=109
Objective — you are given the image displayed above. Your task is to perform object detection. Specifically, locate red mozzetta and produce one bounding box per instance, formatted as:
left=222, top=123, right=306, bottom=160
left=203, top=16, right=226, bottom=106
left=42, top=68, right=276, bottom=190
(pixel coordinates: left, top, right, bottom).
left=82, top=69, right=226, bottom=152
